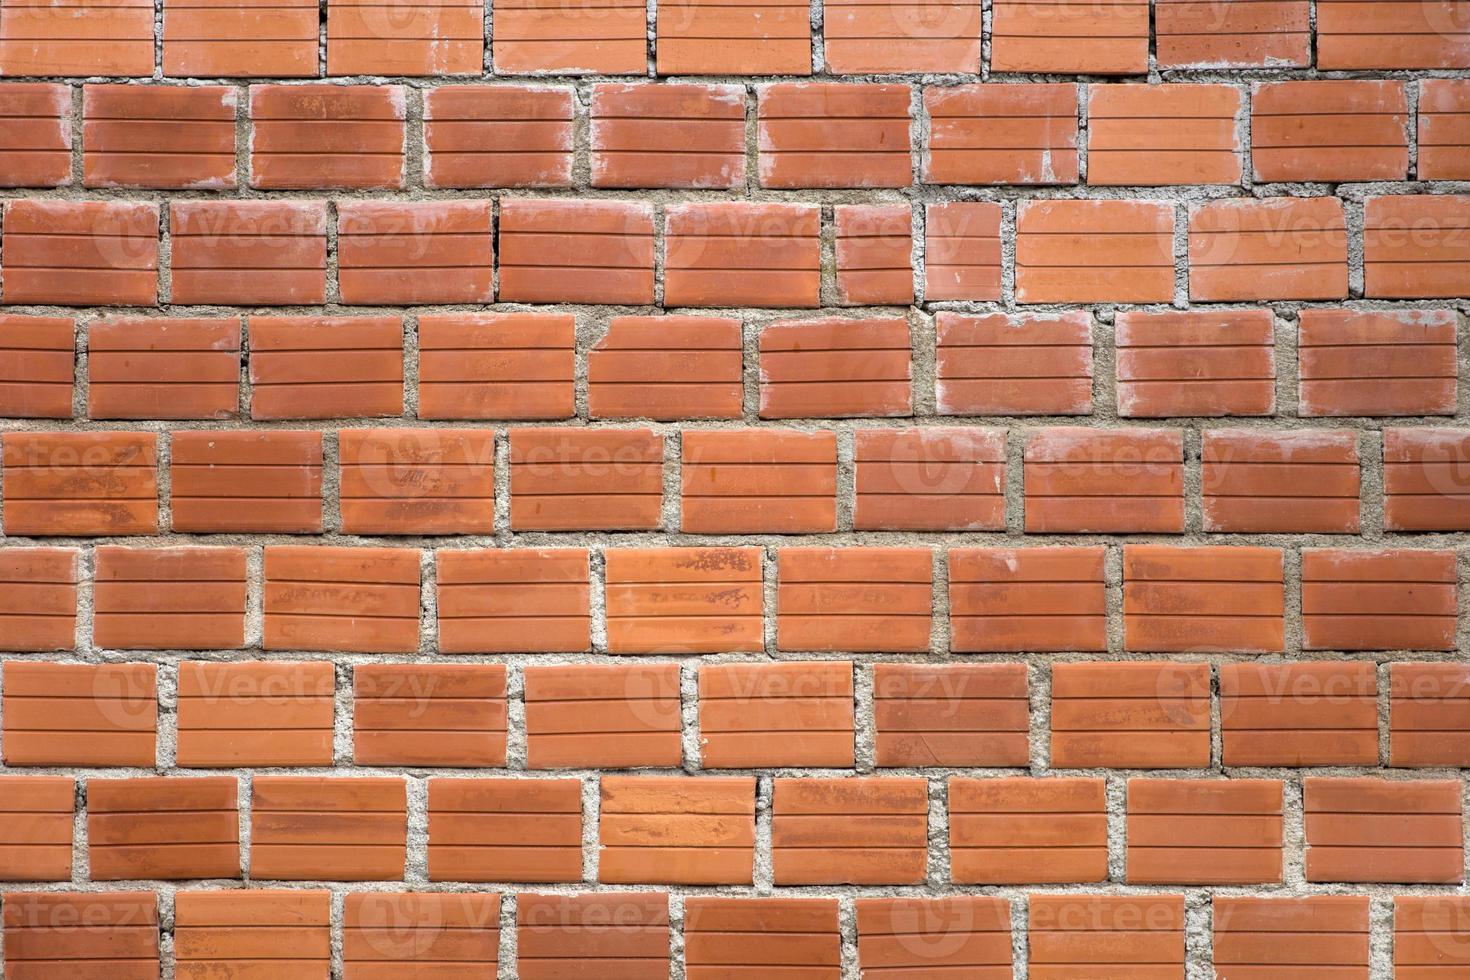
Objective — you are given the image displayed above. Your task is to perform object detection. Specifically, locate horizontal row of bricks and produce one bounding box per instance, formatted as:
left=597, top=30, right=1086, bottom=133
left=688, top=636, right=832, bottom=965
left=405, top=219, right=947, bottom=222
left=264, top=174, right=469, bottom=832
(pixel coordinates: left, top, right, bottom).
left=0, top=195, right=1467, bottom=307
left=3, top=657, right=1469, bottom=769
left=0, top=543, right=1459, bottom=654
left=2, top=891, right=1466, bottom=980
left=0, top=772, right=1467, bottom=885
left=0, top=0, right=1462, bottom=78
left=5, top=79, right=1470, bottom=191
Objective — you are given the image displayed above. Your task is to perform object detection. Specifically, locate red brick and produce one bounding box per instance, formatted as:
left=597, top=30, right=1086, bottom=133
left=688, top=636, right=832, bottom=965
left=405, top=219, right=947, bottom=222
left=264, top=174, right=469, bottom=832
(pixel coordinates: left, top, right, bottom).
left=685, top=897, right=840, bottom=979
left=682, top=428, right=837, bottom=533
left=778, top=546, right=932, bottom=652
left=0, top=548, right=75, bottom=652
left=854, top=427, right=1005, bottom=531
left=339, top=428, right=496, bottom=535
left=1115, top=308, right=1274, bottom=418
left=2, top=200, right=158, bottom=307
left=1028, top=895, right=1184, bottom=976
left=1052, top=662, right=1211, bottom=770
left=834, top=204, right=912, bottom=305
left=1215, top=896, right=1370, bottom=980
left=1384, top=428, right=1470, bottom=530
left=0, top=776, right=73, bottom=881
left=1395, top=896, right=1470, bottom=977
left=1221, top=661, right=1379, bottom=767
left=0, top=0, right=153, bottom=76
left=1, top=662, right=154, bottom=766
left=1155, top=0, right=1309, bottom=66
left=0, top=83, right=70, bottom=188
left=990, top=0, right=1149, bottom=73
left=1016, top=199, right=1175, bottom=304
left=1253, top=80, right=1409, bottom=182
left=495, top=0, right=646, bottom=73
left=1391, top=662, right=1470, bottom=767
left=874, top=662, right=1028, bottom=767
left=524, top=663, right=680, bottom=768
left=248, top=315, right=403, bottom=420
left=3, top=893, right=158, bottom=979
left=588, top=315, right=743, bottom=420
left=757, top=82, right=911, bottom=188
left=517, top=893, right=669, bottom=979
left=252, top=776, right=406, bottom=881
left=935, top=310, right=1092, bottom=416
left=949, top=545, right=1107, bottom=653
left=428, top=778, right=583, bottom=883
left=1127, top=778, right=1283, bottom=884
left=604, top=546, right=763, bottom=653
left=591, top=82, right=745, bottom=189
left=772, top=777, right=926, bottom=885
left=1024, top=427, right=1183, bottom=533
left=1364, top=194, right=1470, bottom=298
left=354, top=663, right=507, bottom=768
left=424, top=85, right=573, bottom=189
left=857, top=896, right=1012, bottom=980
left=418, top=311, right=574, bottom=420
left=1418, top=78, right=1470, bottom=179
left=178, top=661, right=335, bottom=767
left=700, top=661, right=855, bottom=768
left=344, top=893, right=500, bottom=979
left=1302, top=548, right=1457, bottom=651
left=0, top=314, right=73, bottom=419
left=88, top=776, right=240, bottom=881
left=263, top=545, right=421, bottom=654
left=1304, top=777, right=1463, bottom=883
left=327, top=0, right=483, bottom=74
left=600, top=776, right=755, bottom=885
left=1189, top=196, right=1349, bottom=301
left=923, top=83, right=1078, bottom=185
left=1201, top=429, right=1361, bottom=533
left=665, top=201, right=820, bottom=307
left=509, top=427, right=663, bottom=531
left=250, top=84, right=405, bottom=190
left=162, top=0, right=318, bottom=76
left=1087, top=84, right=1242, bottom=185
left=175, top=891, right=329, bottom=979
left=437, top=547, right=590, bottom=654
left=656, top=0, right=811, bottom=74
left=83, top=85, right=236, bottom=190
left=1317, top=0, right=1470, bottom=68
left=86, top=316, right=241, bottom=420
left=758, top=317, right=912, bottom=418
left=824, top=0, right=981, bottom=72
left=1, top=431, right=158, bottom=536
left=498, top=198, right=654, bottom=304
left=924, top=201, right=1001, bottom=300
left=337, top=201, right=493, bottom=304
left=1123, top=544, right=1285, bottom=653
left=170, top=200, right=327, bottom=306
left=951, top=777, right=1107, bottom=883
left=170, top=429, right=323, bottom=533
left=94, top=546, right=246, bottom=650
left=1300, top=308, right=1457, bottom=417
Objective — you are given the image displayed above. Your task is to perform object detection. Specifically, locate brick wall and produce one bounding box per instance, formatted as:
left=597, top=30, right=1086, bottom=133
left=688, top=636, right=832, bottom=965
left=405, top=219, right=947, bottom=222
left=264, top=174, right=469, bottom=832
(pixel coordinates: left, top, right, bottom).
left=0, top=1, right=1468, bottom=976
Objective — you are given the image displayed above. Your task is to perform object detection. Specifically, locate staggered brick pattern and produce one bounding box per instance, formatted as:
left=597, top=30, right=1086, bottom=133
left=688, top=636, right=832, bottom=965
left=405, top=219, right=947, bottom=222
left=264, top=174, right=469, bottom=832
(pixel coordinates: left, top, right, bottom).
left=0, top=0, right=1468, bottom=975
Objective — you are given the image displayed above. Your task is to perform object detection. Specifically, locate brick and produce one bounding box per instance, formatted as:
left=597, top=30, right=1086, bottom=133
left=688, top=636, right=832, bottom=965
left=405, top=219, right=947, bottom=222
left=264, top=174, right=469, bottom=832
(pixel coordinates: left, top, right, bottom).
left=950, top=777, right=1107, bottom=883
left=1364, top=194, right=1470, bottom=298
left=923, top=83, right=1078, bottom=185
left=1189, top=197, right=1349, bottom=301
left=1051, top=662, right=1210, bottom=769
left=250, top=84, right=405, bottom=190
left=498, top=198, right=654, bottom=304
left=248, top=315, right=403, bottom=420
left=949, top=546, right=1107, bottom=653
left=1024, top=427, right=1184, bottom=533
left=823, top=0, right=981, bottom=72
left=599, top=776, right=755, bottom=884
left=924, top=200, right=1001, bottom=300
left=0, top=314, right=73, bottom=419
left=1221, top=661, right=1379, bottom=767
left=1123, top=545, right=1285, bottom=653
left=1115, top=309, right=1274, bottom=418
left=170, top=429, right=324, bottom=533
left=1127, top=778, right=1283, bottom=884
left=0, top=83, right=70, bottom=187
left=1015, top=199, right=1174, bottom=304
left=656, top=0, right=811, bottom=74
left=437, top=548, right=590, bottom=654
left=495, top=0, right=646, bottom=73
left=665, top=201, right=821, bottom=307
left=1391, top=662, right=1470, bottom=767
left=338, top=200, right=493, bottom=305
left=83, top=84, right=235, bottom=190
left=354, top=663, right=507, bottom=768
left=417, top=311, right=575, bottom=420
left=772, top=777, right=926, bottom=885
left=0, top=0, right=153, bottom=75
left=1299, top=308, right=1458, bottom=417
left=170, top=200, right=327, bottom=306
left=874, top=662, right=1028, bottom=767
left=86, top=316, right=241, bottom=420
left=0, top=547, right=77, bottom=652
left=1201, top=429, right=1361, bottom=533
left=1214, top=896, right=1370, bottom=980
left=1418, top=78, right=1470, bottom=179
left=834, top=204, right=912, bottom=305
left=778, top=546, right=932, bottom=652
left=178, top=661, right=335, bottom=767
left=508, top=427, right=663, bottom=530
left=1028, top=894, right=1185, bottom=978
left=175, top=890, right=329, bottom=980
left=327, top=0, right=483, bottom=74
left=1302, top=548, right=1457, bottom=651
left=1, top=662, right=155, bottom=766
left=758, top=317, right=912, bottom=418
left=857, top=896, right=1012, bottom=979
left=591, top=82, right=745, bottom=189
left=517, top=893, right=669, bottom=979
left=1304, top=777, right=1463, bottom=883
left=251, top=776, right=406, bottom=881
left=990, top=0, right=1149, bottom=73
left=682, top=428, right=837, bottom=533
left=757, top=82, right=911, bottom=188
left=699, top=661, right=855, bottom=768
left=87, top=776, right=240, bottom=880
left=344, top=892, right=500, bottom=979
left=262, top=545, right=421, bottom=654
left=3, top=892, right=158, bottom=980
left=604, top=547, right=763, bottom=653
left=0, top=776, right=72, bottom=881
left=2, top=200, right=158, bottom=306
left=524, top=663, right=680, bottom=768
left=935, top=310, right=1092, bottom=416
left=428, top=778, right=582, bottom=882
left=1384, top=428, right=1470, bottom=530
left=1395, top=896, right=1470, bottom=977
left=854, top=427, right=1005, bottom=531
left=685, top=897, right=840, bottom=979
left=338, top=427, right=496, bottom=534
left=588, top=315, right=743, bottom=420
left=1087, top=84, right=1242, bottom=185
left=1, top=431, right=158, bottom=536
left=1317, top=0, right=1470, bottom=68
left=423, top=85, right=573, bottom=188
left=1155, top=0, right=1309, bottom=66
left=1252, top=80, right=1409, bottom=182
left=162, top=0, right=318, bottom=75
left=94, top=546, right=246, bottom=650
